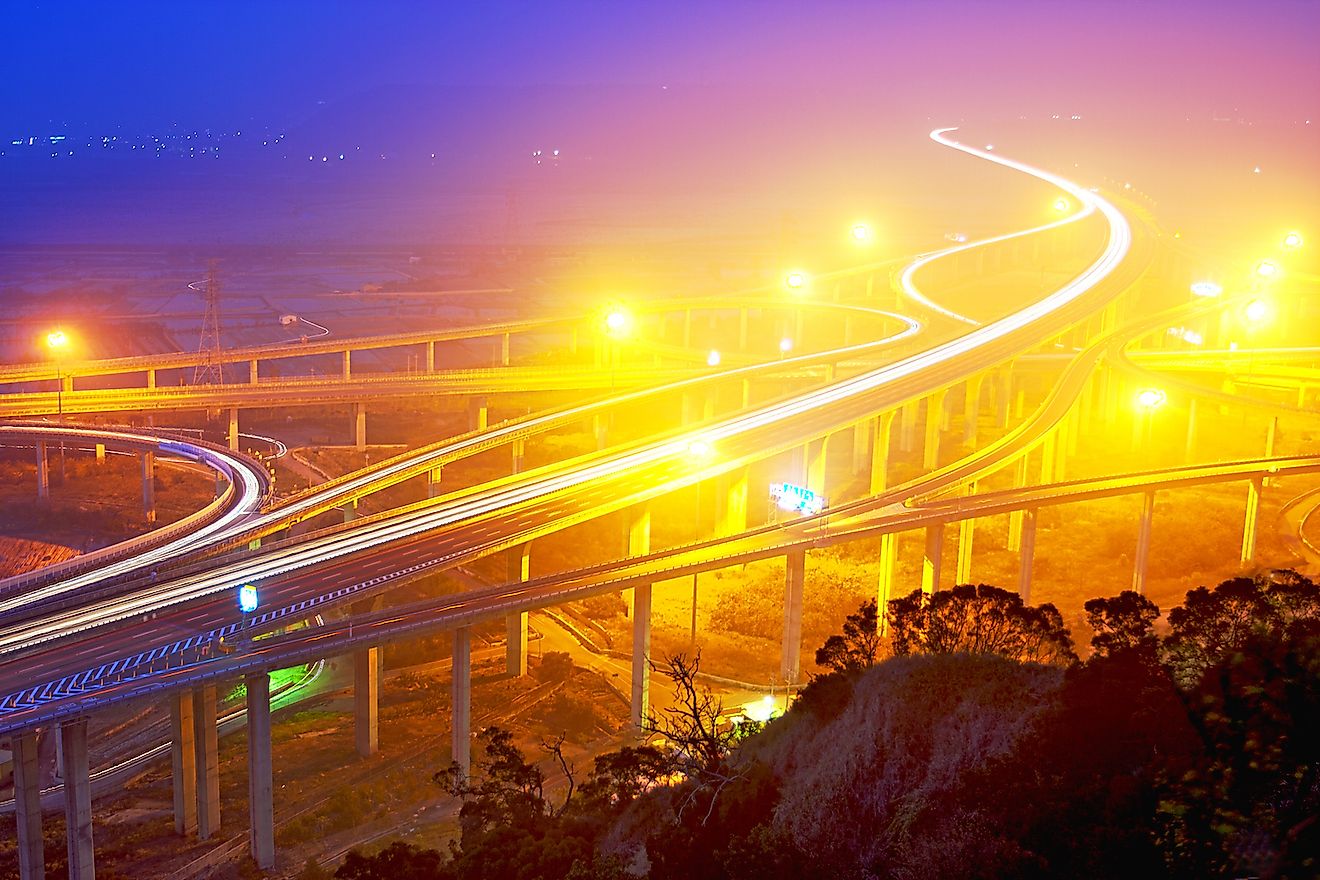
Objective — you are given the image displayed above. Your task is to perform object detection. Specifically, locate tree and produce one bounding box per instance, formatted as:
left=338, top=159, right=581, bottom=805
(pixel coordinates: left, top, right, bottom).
left=576, top=745, right=673, bottom=814
left=1084, top=590, right=1160, bottom=659
left=1163, top=572, right=1320, bottom=688
left=814, top=598, right=882, bottom=674
left=887, top=583, right=1077, bottom=666
left=335, top=842, right=446, bottom=880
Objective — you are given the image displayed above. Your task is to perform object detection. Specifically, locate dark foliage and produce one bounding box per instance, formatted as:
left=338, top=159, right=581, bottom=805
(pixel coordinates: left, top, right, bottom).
left=887, top=583, right=1077, bottom=665
left=814, top=599, right=882, bottom=674
left=1084, top=590, right=1160, bottom=659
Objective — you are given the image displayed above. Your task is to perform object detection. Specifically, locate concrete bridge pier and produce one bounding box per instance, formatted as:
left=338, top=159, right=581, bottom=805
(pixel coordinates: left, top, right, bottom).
left=624, top=503, right=651, bottom=618
left=869, top=411, right=896, bottom=495
left=425, top=340, right=436, bottom=372
left=170, top=691, right=197, bottom=835
left=354, top=403, right=367, bottom=451
left=342, top=350, right=352, bottom=381
left=851, top=419, right=871, bottom=474
left=899, top=400, right=918, bottom=453
left=146, top=368, right=156, bottom=390
left=806, top=436, right=828, bottom=497
left=955, top=513, right=975, bottom=586
left=963, top=376, right=984, bottom=446
left=95, top=443, right=105, bottom=464
left=1184, top=398, right=1199, bottom=461
left=877, top=532, right=898, bottom=633
left=248, top=360, right=259, bottom=384
left=997, top=369, right=1013, bottom=429
left=631, top=582, right=653, bottom=729
left=59, top=719, right=95, bottom=880
left=781, top=549, right=806, bottom=684
left=923, top=390, right=947, bottom=469
left=452, top=627, right=472, bottom=775
left=506, top=543, right=530, bottom=677
left=343, top=499, right=359, bottom=523
left=36, top=440, right=49, bottom=500
left=921, top=523, right=945, bottom=595
left=140, top=450, right=156, bottom=523
left=246, top=672, right=275, bottom=870
left=1241, top=476, right=1263, bottom=565
left=592, top=413, right=610, bottom=450
left=1132, top=490, right=1156, bottom=594
left=499, top=333, right=511, bottom=367
left=1018, top=508, right=1038, bottom=603
left=1007, top=455, right=1030, bottom=551
left=354, top=647, right=380, bottom=756
left=228, top=408, right=239, bottom=451
left=13, top=730, right=43, bottom=880
left=719, top=468, right=749, bottom=536
left=511, top=438, right=526, bottom=475
left=470, top=398, right=490, bottom=433
left=427, top=466, right=443, bottom=498
left=193, top=685, right=221, bottom=839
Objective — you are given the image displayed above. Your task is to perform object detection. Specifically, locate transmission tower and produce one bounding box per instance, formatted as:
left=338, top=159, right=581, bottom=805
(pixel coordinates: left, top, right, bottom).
left=193, top=261, right=224, bottom=385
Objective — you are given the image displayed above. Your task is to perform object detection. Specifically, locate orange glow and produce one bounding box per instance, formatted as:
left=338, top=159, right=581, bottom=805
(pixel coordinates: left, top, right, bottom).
left=849, top=222, right=873, bottom=244
left=603, top=306, right=632, bottom=336
left=1134, top=388, right=1166, bottom=410
left=46, top=330, right=68, bottom=349
left=1053, top=196, right=1070, bottom=212
left=783, top=270, right=808, bottom=291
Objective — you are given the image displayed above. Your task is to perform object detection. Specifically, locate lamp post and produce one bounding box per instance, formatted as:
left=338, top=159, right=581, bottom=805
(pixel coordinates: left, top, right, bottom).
left=1134, top=388, right=1166, bottom=450
left=46, top=330, right=68, bottom=482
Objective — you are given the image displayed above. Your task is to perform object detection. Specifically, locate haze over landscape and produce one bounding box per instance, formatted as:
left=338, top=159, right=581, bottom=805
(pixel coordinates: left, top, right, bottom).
left=0, top=3, right=1317, bottom=880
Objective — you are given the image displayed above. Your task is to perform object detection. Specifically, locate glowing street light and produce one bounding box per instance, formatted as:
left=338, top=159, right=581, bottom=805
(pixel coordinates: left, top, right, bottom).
left=1134, top=388, right=1166, bottom=411
left=1243, top=298, right=1270, bottom=324
left=1282, top=231, right=1303, bottom=249
left=1053, top=196, right=1070, bottom=213
left=779, top=337, right=793, bottom=358
left=1255, top=260, right=1281, bottom=280
left=1189, top=280, right=1222, bottom=298
left=783, top=271, right=808, bottom=292
left=603, top=307, right=632, bottom=337
left=46, top=330, right=68, bottom=349
left=849, top=222, right=873, bottom=244
left=686, top=438, right=714, bottom=459
left=706, top=349, right=721, bottom=367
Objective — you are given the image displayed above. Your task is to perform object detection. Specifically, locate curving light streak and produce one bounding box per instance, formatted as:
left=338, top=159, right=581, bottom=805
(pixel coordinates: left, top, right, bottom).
left=0, top=426, right=267, bottom=614
left=0, top=128, right=1130, bottom=657
left=898, top=130, right=1099, bottom=326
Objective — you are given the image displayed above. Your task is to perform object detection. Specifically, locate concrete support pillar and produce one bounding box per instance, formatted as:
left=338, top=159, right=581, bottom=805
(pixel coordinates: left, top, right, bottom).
left=170, top=691, right=198, bottom=835
left=876, top=532, right=897, bottom=635
left=720, top=469, right=748, bottom=536
left=426, top=340, right=435, bottom=372
left=141, top=450, right=156, bottom=523
left=147, top=368, right=157, bottom=389
left=427, top=466, right=443, bottom=498
left=354, top=647, right=380, bottom=757
left=343, top=499, right=359, bottom=524
left=1040, top=432, right=1058, bottom=484
left=353, top=402, right=367, bottom=451
left=1132, top=490, right=1156, bottom=594
left=499, top=333, right=511, bottom=367
left=921, top=523, right=945, bottom=595
left=36, top=440, right=49, bottom=500
left=740, top=378, right=753, bottom=409
left=511, top=438, right=526, bottom=474
left=341, top=349, right=351, bottom=381
left=624, top=503, right=651, bottom=618
left=95, top=443, right=105, bottom=463
left=1018, top=508, right=1038, bottom=603
left=245, top=671, right=275, bottom=870
left=468, top=396, right=488, bottom=433
left=997, top=369, right=1013, bottom=428
left=228, top=408, right=239, bottom=451
left=13, top=731, right=44, bottom=880
left=452, top=627, right=472, bottom=775
left=248, top=360, right=258, bottom=384
left=193, top=684, right=221, bottom=839
left=738, top=308, right=749, bottom=350
left=1007, top=455, right=1030, bottom=551
left=1241, top=476, right=1263, bottom=565
left=505, top=544, right=530, bottom=677
left=781, top=549, right=806, bottom=684
left=806, top=436, right=828, bottom=496
left=963, top=376, right=984, bottom=445
left=869, top=411, right=896, bottom=495
left=630, top=582, right=653, bottom=728
left=956, top=517, right=975, bottom=585
left=60, top=719, right=95, bottom=880
left=899, top=400, right=919, bottom=453
left=923, top=390, right=947, bottom=469
left=592, top=413, right=609, bottom=450
left=852, top=418, right=872, bottom=474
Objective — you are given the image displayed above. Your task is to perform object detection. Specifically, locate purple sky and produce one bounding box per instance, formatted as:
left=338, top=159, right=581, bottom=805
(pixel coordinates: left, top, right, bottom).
left=6, top=1, right=1318, bottom=128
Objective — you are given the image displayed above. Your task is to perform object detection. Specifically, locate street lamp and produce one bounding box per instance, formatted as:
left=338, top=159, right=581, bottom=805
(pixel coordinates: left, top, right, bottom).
left=1053, top=196, right=1070, bottom=213
left=46, top=330, right=69, bottom=481
left=1282, top=231, right=1303, bottom=250
left=1133, top=387, right=1165, bottom=449
left=1243, top=298, right=1270, bottom=325
left=706, top=349, right=721, bottom=367
left=849, top=223, right=873, bottom=245
left=1255, top=260, right=1281, bottom=280
left=783, top=270, right=808, bottom=292
left=779, top=337, right=793, bottom=359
